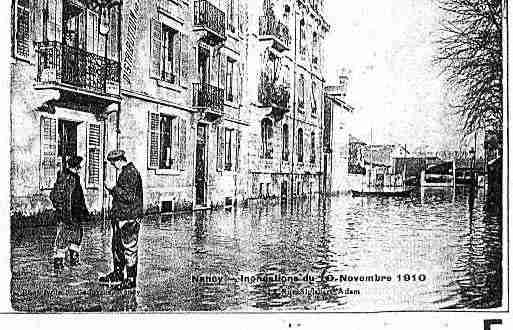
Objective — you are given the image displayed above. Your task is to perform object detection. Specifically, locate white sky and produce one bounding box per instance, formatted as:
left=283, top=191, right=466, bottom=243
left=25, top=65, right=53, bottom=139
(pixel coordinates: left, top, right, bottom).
left=325, top=0, right=465, bottom=151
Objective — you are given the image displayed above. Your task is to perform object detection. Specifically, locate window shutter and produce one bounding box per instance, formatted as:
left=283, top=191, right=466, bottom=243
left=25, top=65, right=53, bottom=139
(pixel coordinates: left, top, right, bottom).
left=211, top=51, right=218, bottom=86
left=234, top=62, right=240, bottom=104
left=148, top=112, right=160, bottom=169
left=180, top=32, right=189, bottom=86
left=217, top=126, right=225, bottom=171
left=172, top=117, right=180, bottom=170
left=34, top=0, right=43, bottom=42
left=219, top=53, right=226, bottom=90
left=14, top=0, right=31, bottom=60
left=87, top=123, right=101, bottom=187
left=311, top=81, right=317, bottom=112
left=45, top=0, right=61, bottom=42
left=108, top=8, right=119, bottom=60
left=40, top=116, right=57, bottom=190
left=86, top=10, right=98, bottom=54
left=150, top=19, right=162, bottom=79
left=179, top=117, right=187, bottom=171
left=235, top=129, right=241, bottom=171
left=173, top=32, right=181, bottom=85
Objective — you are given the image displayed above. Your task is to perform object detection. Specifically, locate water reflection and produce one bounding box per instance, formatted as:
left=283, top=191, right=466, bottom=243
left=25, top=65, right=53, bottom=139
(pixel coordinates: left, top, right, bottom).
left=11, top=188, right=503, bottom=311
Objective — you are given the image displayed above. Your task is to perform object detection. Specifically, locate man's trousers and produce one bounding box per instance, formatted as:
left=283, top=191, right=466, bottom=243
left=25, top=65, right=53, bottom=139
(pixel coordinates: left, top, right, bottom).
left=111, top=219, right=141, bottom=275
left=54, top=221, right=83, bottom=258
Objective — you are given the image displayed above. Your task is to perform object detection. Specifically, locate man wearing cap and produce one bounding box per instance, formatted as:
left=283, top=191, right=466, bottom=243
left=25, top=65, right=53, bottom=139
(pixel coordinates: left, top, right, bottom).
left=50, top=155, right=89, bottom=272
left=100, top=150, right=143, bottom=290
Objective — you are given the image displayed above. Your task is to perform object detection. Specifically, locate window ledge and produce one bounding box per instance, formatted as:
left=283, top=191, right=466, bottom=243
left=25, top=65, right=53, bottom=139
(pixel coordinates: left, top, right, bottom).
left=156, top=78, right=185, bottom=92
left=224, top=100, right=239, bottom=108
left=155, top=168, right=182, bottom=176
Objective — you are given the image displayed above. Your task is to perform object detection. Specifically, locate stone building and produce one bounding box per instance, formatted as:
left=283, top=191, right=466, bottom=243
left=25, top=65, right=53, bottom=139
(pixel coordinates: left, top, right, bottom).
left=324, top=69, right=355, bottom=194
left=117, top=0, right=249, bottom=212
left=244, top=0, right=330, bottom=200
left=10, top=0, right=123, bottom=215
left=10, top=0, right=250, bottom=215
left=10, top=0, right=335, bottom=216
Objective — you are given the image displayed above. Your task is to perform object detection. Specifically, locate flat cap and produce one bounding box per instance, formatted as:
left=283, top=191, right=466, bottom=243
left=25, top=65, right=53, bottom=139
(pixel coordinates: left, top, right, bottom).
left=107, top=149, right=125, bottom=161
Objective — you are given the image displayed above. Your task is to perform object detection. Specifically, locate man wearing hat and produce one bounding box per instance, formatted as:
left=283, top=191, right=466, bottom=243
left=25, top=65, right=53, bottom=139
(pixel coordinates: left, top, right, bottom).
left=50, top=155, right=89, bottom=272
left=100, top=149, right=143, bottom=290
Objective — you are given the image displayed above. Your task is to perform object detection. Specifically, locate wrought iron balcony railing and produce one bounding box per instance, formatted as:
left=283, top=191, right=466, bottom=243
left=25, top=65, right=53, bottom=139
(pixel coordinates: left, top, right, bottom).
left=258, top=74, right=291, bottom=112
left=36, top=41, right=120, bottom=97
left=192, top=82, right=224, bottom=114
left=193, top=0, right=226, bottom=40
left=258, top=15, right=291, bottom=51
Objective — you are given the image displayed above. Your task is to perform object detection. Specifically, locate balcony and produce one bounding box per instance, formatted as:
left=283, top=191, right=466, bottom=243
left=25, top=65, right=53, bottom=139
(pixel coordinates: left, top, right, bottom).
left=258, top=73, right=291, bottom=121
left=258, top=15, right=291, bottom=52
left=192, top=82, right=224, bottom=121
left=193, top=0, right=226, bottom=45
left=36, top=41, right=120, bottom=102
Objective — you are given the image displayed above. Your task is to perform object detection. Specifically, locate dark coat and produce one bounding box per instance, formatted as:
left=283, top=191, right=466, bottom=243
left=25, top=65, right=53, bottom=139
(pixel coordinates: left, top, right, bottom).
left=109, top=162, right=143, bottom=222
left=50, top=169, right=89, bottom=224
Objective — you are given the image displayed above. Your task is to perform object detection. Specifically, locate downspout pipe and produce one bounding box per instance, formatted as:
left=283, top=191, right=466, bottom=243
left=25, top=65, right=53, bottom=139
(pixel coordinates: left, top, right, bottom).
left=290, top=4, right=298, bottom=210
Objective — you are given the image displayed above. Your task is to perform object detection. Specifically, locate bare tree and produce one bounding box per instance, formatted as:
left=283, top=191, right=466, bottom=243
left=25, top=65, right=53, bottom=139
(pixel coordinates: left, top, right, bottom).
left=434, top=0, right=503, bottom=136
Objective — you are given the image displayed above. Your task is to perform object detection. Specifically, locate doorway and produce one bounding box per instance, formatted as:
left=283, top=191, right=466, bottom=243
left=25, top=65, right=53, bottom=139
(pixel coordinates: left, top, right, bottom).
left=58, top=119, right=79, bottom=171
left=195, top=123, right=208, bottom=206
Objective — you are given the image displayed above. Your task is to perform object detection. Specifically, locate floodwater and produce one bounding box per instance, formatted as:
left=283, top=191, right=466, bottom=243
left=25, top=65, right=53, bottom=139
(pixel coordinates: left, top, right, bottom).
left=11, top=188, right=503, bottom=312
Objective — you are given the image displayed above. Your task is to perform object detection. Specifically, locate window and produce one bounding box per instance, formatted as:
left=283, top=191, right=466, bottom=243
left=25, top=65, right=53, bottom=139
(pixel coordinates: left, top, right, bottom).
left=312, top=31, right=319, bottom=64
left=226, top=58, right=235, bottom=102
left=297, top=128, right=304, bottom=163
left=217, top=126, right=241, bottom=171
left=148, top=112, right=187, bottom=171
left=298, top=74, right=305, bottom=109
left=150, top=19, right=189, bottom=86
left=310, top=132, right=316, bottom=164
left=299, top=19, right=306, bottom=55
left=13, top=0, right=31, bottom=60
left=283, top=5, right=291, bottom=21
left=311, top=80, right=317, bottom=114
left=261, top=118, right=274, bottom=159
left=159, top=114, right=176, bottom=169
left=161, top=25, right=178, bottom=84
left=224, top=128, right=233, bottom=170
left=227, top=0, right=236, bottom=33
left=282, top=124, right=289, bottom=161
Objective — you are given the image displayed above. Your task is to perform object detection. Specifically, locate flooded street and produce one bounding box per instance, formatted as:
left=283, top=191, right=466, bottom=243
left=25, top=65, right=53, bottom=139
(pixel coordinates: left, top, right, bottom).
left=11, top=188, right=502, bottom=312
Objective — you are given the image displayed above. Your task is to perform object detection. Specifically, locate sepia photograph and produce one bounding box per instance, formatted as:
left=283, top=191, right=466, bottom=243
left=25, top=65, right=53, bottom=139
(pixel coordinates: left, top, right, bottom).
left=7, top=0, right=507, bottom=314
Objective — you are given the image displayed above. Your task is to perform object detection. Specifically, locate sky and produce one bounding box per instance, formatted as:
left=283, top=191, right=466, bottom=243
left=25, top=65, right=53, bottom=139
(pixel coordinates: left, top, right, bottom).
left=324, top=0, right=467, bottom=151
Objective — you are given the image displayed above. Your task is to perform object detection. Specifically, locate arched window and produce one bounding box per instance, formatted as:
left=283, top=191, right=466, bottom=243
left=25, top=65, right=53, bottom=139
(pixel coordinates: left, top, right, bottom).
left=299, top=19, right=306, bottom=55
left=282, top=124, right=289, bottom=161
left=297, top=128, right=304, bottom=163
left=310, top=132, right=316, bottom=164
left=261, top=118, right=273, bottom=159
left=298, top=74, right=305, bottom=109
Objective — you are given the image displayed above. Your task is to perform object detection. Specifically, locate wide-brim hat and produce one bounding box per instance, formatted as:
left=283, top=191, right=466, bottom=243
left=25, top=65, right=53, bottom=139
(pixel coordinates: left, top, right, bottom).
left=67, top=155, right=83, bottom=169
left=107, top=149, right=126, bottom=161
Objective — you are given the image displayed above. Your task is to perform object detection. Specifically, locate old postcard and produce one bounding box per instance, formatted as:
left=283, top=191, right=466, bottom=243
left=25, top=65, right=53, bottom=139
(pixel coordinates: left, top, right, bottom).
left=5, top=0, right=510, bottom=322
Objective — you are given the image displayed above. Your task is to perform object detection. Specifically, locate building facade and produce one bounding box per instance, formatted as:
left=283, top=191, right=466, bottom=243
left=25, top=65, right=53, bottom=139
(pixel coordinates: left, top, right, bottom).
left=324, top=69, right=354, bottom=194
left=10, top=0, right=334, bottom=216
left=117, top=0, right=249, bottom=212
left=11, top=0, right=123, bottom=215
left=10, top=0, right=250, bottom=216
left=245, top=0, right=330, bottom=201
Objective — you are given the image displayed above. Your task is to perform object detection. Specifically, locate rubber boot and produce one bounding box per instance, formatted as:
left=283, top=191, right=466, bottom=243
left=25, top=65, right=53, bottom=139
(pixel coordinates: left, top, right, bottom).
left=99, top=265, right=124, bottom=285
left=114, top=265, right=137, bottom=290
